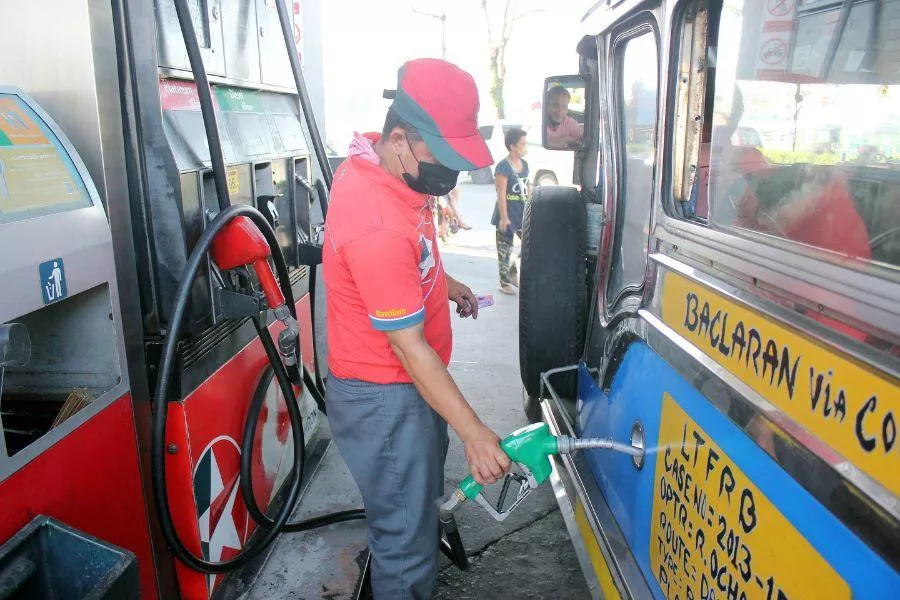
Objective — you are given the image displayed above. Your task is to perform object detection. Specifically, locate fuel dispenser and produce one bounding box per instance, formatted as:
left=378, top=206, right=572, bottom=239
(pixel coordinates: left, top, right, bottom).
left=0, top=0, right=482, bottom=597
left=0, top=88, right=151, bottom=596
left=0, top=0, right=348, bottom=597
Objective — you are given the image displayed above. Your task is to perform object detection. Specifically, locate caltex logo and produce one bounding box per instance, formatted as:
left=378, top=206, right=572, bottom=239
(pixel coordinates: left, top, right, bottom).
left=193, top=436, right=249, bottom=593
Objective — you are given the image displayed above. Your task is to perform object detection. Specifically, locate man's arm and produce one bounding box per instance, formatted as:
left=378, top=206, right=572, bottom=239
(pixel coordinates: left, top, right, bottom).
left=341, top=230, right=509, bottom=486
left=385, top=324, right=510, bottom=485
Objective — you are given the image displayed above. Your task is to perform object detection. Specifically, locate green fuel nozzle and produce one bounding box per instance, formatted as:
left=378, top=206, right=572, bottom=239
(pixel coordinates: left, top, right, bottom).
left=438, top=423, right=642, bottom=522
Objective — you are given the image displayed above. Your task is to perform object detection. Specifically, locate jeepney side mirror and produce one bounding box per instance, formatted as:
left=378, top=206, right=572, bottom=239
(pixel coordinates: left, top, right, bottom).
left=542, top=75, right=590, bottom=151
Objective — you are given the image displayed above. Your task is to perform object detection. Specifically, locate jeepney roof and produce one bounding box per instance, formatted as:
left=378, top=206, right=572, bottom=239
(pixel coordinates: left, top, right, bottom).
left=580, top=0, right=654, bottom=36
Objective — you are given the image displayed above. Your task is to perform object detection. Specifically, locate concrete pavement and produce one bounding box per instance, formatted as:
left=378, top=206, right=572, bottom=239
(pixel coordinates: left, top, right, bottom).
left=433, top=181, right=589, bottom=598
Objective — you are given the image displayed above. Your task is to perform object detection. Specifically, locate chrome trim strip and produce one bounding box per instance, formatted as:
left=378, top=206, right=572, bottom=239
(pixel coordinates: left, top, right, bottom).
left=547, top=440, right=603, bottom=600
left=638, top=309, right=900, bottom=568
left=542, top=370, right=653, bottom=599
left=656, top=217, right=900, bottom=341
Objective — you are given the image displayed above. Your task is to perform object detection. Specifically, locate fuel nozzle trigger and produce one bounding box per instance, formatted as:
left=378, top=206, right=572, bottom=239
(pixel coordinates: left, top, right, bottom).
left=439, top=422, right=644, bottom=522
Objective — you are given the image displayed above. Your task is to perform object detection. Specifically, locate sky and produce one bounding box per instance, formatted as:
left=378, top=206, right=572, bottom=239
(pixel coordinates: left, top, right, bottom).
left=316, top=0, right=585, bottom=152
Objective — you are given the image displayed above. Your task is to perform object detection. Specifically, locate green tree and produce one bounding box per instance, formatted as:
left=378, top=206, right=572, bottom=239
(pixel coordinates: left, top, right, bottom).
left=480, top=0, right=542, bottom=119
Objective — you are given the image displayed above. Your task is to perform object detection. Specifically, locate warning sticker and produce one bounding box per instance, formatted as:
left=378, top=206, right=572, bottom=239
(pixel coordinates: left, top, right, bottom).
left=650, top=395, right=849, bottom=600
left=226, top=168, right=240, bottom=195
left=0, top=95, right=90, bottom=221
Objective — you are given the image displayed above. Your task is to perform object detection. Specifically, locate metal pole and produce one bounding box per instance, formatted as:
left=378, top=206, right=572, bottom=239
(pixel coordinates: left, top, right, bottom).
left=441, top=12, right=447, bottom=59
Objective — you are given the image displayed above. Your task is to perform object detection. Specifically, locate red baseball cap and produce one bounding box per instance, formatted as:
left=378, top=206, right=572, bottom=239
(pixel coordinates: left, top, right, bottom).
left=389, top=59, right=493, bottom=171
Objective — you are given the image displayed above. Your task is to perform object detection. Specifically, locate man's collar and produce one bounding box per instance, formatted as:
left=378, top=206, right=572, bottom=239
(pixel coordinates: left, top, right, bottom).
left=352, top=133, right=428, bottom=208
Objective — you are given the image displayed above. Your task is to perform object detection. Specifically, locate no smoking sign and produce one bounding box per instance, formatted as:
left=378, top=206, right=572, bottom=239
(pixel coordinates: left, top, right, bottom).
left=761, top=38, right=788, bottom=65
left=768, top=0, right=795, bottom=17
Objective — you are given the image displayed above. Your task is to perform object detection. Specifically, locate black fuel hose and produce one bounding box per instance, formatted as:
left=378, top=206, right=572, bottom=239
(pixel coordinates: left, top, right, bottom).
left=240, top=324, right=365, bottom=532
left=274, top=0, right=334, bottom=189
left=307, top=178, right=330, bottom=406
left=172, top=0, right=230, bottom=211
left=152, top=205, right=305, bottom=573
left=152, top=205, right=368, bottom=573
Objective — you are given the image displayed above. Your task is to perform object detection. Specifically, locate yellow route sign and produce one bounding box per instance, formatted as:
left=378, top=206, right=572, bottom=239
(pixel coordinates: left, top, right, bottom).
left=661, top=270, right=900, bottom=497
left=650, top=395, right=849, bottom=600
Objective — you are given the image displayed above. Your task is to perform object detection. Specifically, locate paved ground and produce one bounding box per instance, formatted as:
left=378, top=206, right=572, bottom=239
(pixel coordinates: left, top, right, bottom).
left=432, top=180, right=589, bottom=598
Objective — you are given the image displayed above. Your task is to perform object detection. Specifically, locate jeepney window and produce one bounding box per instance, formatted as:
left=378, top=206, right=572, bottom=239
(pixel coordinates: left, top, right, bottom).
left=607, top=30, right=659, bottom=303
left=703, top=0, right=900, bottom=272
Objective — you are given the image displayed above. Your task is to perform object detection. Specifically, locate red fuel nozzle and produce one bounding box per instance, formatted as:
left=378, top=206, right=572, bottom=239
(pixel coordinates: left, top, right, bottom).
left=209, top=216, right=299, bottom=372
left=210, top=216, right=286, bottom=309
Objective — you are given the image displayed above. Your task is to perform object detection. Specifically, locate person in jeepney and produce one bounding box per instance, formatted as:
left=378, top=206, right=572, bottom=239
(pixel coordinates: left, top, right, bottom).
left=690, top=86, right=769, bottom=221
left=703, top=86, right=870, bottom=259
left=545, top=85, right=584, bottom=149
left=734, top=161, right=871, bottom=260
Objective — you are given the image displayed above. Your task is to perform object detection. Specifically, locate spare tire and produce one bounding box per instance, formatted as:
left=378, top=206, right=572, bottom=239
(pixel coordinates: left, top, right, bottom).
left=519, top=186, right=587, bottom=404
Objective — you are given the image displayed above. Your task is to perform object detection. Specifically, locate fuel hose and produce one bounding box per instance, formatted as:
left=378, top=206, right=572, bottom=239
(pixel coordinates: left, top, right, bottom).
left=151, top=205, right=305, bottom=573
left=240, top=320, right=365, bottom=532
left=150, top=206, right=460, bottom=573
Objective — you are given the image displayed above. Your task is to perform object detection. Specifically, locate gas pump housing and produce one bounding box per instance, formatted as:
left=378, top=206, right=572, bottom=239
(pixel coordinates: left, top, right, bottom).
left=0, top=1, right=329, bottom=598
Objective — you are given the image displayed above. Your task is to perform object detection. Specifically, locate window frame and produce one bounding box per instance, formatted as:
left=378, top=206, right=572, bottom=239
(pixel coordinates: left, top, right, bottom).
left=603, top=16, right=663, bottom=315
left=662, top=0, right=900, bottom=284
left=655, top=0, right=900, bottom=346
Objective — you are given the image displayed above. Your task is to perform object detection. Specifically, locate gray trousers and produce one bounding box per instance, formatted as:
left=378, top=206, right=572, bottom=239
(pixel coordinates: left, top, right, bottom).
left=326, top=376, right=449, bottom=599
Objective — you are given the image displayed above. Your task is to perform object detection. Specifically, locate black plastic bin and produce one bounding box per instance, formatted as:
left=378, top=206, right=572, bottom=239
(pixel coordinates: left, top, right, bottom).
left=0, top=516, right=139, bottom=600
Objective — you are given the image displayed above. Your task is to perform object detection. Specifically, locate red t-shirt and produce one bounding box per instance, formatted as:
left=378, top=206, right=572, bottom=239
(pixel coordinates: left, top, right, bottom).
left=322, top=135, right=451, bottom=384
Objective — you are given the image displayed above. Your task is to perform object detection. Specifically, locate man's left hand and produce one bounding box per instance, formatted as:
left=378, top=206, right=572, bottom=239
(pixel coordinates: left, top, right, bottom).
left=446, top=275, right=478, bottom=319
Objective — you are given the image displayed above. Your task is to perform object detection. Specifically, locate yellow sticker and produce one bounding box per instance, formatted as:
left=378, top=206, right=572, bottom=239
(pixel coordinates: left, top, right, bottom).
left=226, top=168, right=240, bottom=196
left=650, top=395, right=849, bottom=600
left=0, top=147, right=85, bottom=213
left=661, top=270, right=900, bottom=496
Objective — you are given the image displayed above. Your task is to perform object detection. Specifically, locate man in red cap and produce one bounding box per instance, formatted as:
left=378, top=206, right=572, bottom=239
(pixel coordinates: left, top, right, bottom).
left=322, top=58, right=510, bottom=598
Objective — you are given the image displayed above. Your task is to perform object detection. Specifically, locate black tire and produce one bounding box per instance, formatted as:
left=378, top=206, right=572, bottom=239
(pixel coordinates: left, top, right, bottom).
left=523, top=391, right=542, bottom=424
left=470, top=166, right=494, bottom=185
left=519, top=186, right=587, bottom=400
left=534, top=171, right=558, bottom=187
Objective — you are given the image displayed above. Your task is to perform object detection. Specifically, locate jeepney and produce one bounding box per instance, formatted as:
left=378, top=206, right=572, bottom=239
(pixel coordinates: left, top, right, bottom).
left=517, top=0, right=900, bottom=597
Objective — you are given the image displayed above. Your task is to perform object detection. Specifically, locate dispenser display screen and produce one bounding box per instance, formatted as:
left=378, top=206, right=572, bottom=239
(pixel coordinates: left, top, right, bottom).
left=0, top=94, right=91, bottom=223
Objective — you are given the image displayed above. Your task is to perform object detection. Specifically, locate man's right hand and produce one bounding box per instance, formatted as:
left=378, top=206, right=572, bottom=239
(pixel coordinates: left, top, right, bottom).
left=461, top=422, right=511, bottom=486
left=499, top=216, right=512, bottom=233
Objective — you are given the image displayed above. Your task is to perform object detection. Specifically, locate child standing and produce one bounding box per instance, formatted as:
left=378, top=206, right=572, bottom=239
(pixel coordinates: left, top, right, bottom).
left=491, top=128, right=529, bottom=294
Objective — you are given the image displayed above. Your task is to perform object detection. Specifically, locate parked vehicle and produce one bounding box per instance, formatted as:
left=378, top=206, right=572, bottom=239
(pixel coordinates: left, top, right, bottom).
left=469, top=119, right=576, bottom=187
left=519, top=1, right=900, bottom=598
